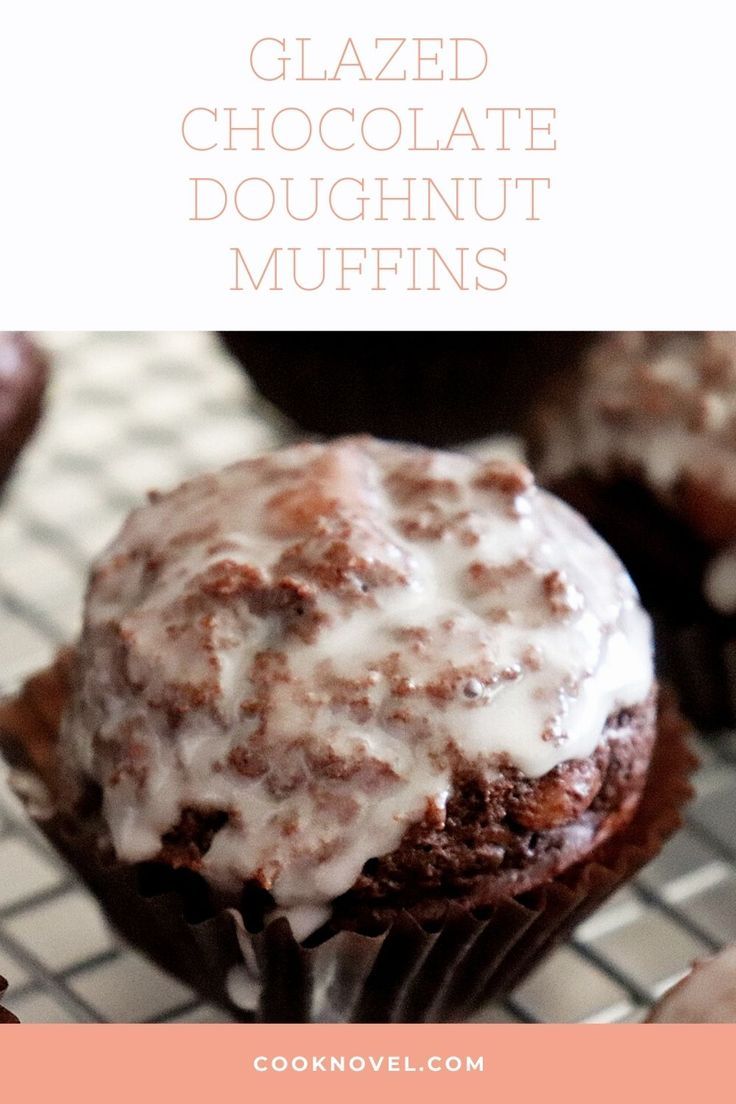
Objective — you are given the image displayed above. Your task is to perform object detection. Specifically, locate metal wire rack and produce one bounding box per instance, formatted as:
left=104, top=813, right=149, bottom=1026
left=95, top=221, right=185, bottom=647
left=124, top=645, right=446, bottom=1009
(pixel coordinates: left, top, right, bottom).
left=0, top=332, right=733, bottom=1023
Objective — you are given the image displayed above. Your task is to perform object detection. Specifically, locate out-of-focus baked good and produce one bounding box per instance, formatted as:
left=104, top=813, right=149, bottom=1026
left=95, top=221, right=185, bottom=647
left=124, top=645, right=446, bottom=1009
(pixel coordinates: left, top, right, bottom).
left=220, top=332, right=591, bottom=446
left=535, top=332, right=736, bottom=728
left=0, top=332, right=48, bottom=491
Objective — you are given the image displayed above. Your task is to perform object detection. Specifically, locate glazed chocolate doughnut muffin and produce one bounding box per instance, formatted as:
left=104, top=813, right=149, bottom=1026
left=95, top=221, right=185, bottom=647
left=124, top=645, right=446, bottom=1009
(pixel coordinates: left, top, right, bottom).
left=0, top=332, right=48, bottom=490
left=0, top=976, right=18, bottom=1024
left=60, top=437, right=656, bottom=930
left=534, top=332, right=736, bottom=728
left=1, top=438, right=693, bottom=1021
left=220, top=332, right=592, bottom=446
left=648, top=944, right=736, bottom=1023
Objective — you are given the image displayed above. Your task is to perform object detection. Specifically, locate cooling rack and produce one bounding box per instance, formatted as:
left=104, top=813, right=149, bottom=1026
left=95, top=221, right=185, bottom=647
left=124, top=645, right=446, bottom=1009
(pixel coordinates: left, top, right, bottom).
left=0, top=332, right=732, bottom=1023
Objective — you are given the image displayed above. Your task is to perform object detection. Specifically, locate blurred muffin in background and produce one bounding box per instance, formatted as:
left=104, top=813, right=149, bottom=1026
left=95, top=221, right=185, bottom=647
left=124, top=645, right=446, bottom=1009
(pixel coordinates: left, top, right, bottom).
left=534, top=331, right=736, bottom=729
left=0, top=333, right=48, bottom=491
left=220, top=332, right=592, bottom=446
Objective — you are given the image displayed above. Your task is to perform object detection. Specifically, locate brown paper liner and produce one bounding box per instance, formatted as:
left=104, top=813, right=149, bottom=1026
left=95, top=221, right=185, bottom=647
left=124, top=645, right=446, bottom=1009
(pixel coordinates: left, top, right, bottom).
left=0, top=977, right=19, bottom=1025
left=0, top=655, right=696, bottom=1023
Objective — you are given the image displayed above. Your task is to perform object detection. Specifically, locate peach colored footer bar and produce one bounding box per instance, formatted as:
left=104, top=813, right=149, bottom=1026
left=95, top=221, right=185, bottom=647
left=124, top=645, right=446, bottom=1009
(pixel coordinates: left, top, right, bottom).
left=0, top=1024, right=729, bottom=1102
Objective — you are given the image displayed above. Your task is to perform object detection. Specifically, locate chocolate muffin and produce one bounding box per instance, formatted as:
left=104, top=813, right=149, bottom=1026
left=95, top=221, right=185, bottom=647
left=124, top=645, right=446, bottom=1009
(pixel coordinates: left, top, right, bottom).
left=0, top=976, right=18, bottom=1024
left=0, top=332, right=48, bottom=490
left=535, top=332, right=736, bottom=729
left=0, top=438, right=693, bottom=1021
left=648, top=944, right=736, bottom=1023
left=220, top=332, right=591, bottom=446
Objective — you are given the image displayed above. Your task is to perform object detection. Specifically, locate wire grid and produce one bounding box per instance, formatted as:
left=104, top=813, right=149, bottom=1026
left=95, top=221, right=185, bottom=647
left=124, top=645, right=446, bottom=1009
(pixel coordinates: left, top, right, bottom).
left=0, top=331, right=733, bottom=1024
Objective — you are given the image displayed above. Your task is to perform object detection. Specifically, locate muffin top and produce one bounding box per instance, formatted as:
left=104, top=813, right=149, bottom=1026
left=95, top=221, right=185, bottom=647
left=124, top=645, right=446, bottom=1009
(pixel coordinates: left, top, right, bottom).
left=543, top=331, right=736, bottom=478
left=541, top=331, right=736, bottom=553
left=61, top=437, right=653, bottom=935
